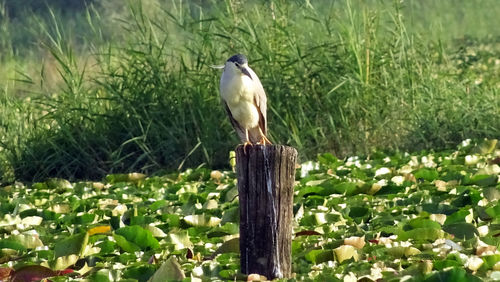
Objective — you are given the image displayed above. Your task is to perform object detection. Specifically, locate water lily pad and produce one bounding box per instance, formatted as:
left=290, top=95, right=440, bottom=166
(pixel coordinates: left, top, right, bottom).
left=305, top=249, right=334, bottom=264
left=113, top=234, right=141, bottom=253
left=334, top=245, right=358, bottom=263
left=414, top=168, right=439, bottom=182
left=443, top=223, right=478, bottom=240
left=115, top=226, right=160, bottom=250
left=399, top=228, right=445, bottom=241
left=183, top=214, right=221, bottom=227
left=405, top=218, right=442, bottom=230
left=10, top=265, right=56, bottom=282
left=54, top=232, right=89, bottom=258
left=149, top=256, right=185, bottom=282
left=212, top=237, right=240, bottom=257
left=167, top=230, right=192, bottom=250
left=467, top=174, right=498, bottom=187
left=0, top=239, right=26, bottom=252
left=11, top=234, right=43, bottom=249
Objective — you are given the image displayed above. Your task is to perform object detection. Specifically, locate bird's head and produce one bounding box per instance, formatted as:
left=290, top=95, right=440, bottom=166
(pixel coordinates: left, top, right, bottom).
left=224, top=54, right=253, bottom=80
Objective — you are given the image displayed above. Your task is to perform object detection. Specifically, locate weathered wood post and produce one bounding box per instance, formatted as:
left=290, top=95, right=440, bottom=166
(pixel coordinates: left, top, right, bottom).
left=236, top=144, right=297, bottom=279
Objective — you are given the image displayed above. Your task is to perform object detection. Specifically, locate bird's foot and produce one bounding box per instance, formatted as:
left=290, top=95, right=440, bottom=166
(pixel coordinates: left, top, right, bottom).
left=258, top=136, right=272, bottom=146
left=243, top=141, right=253, bottom=154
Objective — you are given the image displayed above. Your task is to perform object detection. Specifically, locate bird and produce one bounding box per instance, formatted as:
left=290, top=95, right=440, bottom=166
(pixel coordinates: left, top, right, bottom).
left=218, top=54, right=272, bottom=151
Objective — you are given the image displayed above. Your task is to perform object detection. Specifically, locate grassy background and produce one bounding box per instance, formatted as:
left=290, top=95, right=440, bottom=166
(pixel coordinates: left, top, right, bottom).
left=0, top=0, right=499, bottom=182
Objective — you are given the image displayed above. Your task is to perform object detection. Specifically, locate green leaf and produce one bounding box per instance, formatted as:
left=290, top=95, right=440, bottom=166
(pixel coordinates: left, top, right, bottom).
left=74, top=213, right=96, bottom=224
left=485, top=203, right=500, bottom=219
left=163, top=214, right=181, bottom=228
left=207, top=223, right=239, bottom=238
left=115, top=226, right=160, bottom=250
left=298, top=186, right=325, bottom=197
left=149, top=256, right=185, bottom=282
left=96, top=240, right=116, bottom=255
left=483, top=187, right=500, bottom=202
left=398, top=228, right=444, bottom=241
left=219, top=269, right=238, bottom=280
left=423, top=267, right=482, bottom=282
left=467, top=174, right=498, bottom=187
left=11, top=234, right=44, bottom=249
left=46, top=178, right=72, bottom=190
left=86, top=269, right=119, bottom=281
left=434, top=259, right=462, bottom=270
left=183, top=214, right=221, bottom=227
left=54, top=232, right=89, bottom=258
left=167, top=230, right=192, bottom=250
left=386, top=246, right=421, bottom=258
left=224, top=186, right=239, bottom=202
left=318, top=153, right=340, bottom=166
left=332, top=182, right=359, bottom=196
left=48, top=254, right=79, bottom=270
left=0, top=239, right=26, bottom=252
left=471, top=139, right=498, bottom=155
left=113, top=234, right=141, bottom=253
left=305, top=249, right=334, bottom=264
left=443, top=223, right=478, bottom=240
left=144, top=225, right=167, bottom=238
left=122, top=264, right=156, bottom=281
left=482, top=254, right=500, bottom=270
left=444, top=209, right=471, bottom=225
left=422, top=203, right=458, bottom=215
left=405, top=218, right=442, bottom=230
left=213, top=238, right=240, bottom=257
left=106, top=173, right=146, bottom=184
left=414, top=168, right=439, bottom=181
left=221, top=206, right=239, bottom=224
left=149, top=200, right=167, bottom=212
left=348, top=206, right=369, bottom=219
left=19, top=209, right=38, bottom=218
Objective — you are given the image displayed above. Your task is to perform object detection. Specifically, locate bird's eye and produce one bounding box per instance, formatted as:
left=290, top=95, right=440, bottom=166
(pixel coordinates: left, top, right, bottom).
left=235, top=63, right=239, bottom=67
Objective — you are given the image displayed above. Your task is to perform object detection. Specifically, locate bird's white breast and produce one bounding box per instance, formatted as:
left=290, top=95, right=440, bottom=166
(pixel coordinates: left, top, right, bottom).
left=220, top=70, right=260, bottom=130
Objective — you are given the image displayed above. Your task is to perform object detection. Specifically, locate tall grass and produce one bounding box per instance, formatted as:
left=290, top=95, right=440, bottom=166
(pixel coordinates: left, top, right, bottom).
left=0, top=0, right=499, bottom=182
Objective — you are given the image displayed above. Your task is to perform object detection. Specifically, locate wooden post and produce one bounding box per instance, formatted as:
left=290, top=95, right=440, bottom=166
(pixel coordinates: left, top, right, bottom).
left=236, top=144, right=297, bottom=279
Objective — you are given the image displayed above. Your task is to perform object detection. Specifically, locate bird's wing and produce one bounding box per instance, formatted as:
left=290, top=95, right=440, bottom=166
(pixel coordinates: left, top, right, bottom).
left=248, top=68, right=267, bottom=135
left=223, top=101, right=247, bottom=143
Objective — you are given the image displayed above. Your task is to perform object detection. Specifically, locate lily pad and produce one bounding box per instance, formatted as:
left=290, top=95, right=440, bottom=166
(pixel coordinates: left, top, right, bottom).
left=115, top=226, right=160, bottom=250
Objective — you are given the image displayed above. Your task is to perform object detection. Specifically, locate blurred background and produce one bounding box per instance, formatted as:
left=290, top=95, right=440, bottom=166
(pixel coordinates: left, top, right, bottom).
left=0, top=0, right=499, bottom=182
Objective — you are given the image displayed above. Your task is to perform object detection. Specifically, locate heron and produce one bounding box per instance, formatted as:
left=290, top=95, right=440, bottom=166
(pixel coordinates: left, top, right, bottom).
left=218, top=54, right=272, bottom=151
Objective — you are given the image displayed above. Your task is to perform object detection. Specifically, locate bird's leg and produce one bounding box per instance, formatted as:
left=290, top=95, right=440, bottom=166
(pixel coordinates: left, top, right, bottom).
left=243, top=129, right=253, bottom=154
left=258, top=127, right=272, bottom=145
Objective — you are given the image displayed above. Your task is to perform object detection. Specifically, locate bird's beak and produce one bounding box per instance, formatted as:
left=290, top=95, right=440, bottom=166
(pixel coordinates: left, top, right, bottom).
left=240, top=67, right=252, bottom=80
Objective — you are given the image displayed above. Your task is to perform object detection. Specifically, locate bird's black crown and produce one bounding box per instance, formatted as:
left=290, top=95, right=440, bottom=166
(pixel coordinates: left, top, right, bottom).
left=227, top=54, right=248, bottom=65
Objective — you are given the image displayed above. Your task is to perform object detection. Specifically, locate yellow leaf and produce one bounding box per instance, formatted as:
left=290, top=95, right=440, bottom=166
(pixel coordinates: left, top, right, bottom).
left=46, top=254, right=79, bottom=271
left=434, top=180, right=447, bottom=191
left=467, top=256, right=484, bottom=271
left=50, top=204, right=71, bottom=214
left=210, top=170, right=222, bottom=182
left=76, top=262, right=93, bottom=276
left=88, top=225, right=111, bottom=236
left=247, top=273, right=267, bottom=281
left=92, top=182, right=105, bottom=190
left=334, top=245, right=358, bottom=263
left=344, top=236, right=365, bottom=249
left=367, top=183, right=382, bottom=195
left=476, top=245, right=496, bottom=256
left=404, top=247, right=421, bottom=256
left=430, top=214, right=447, bottom=225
